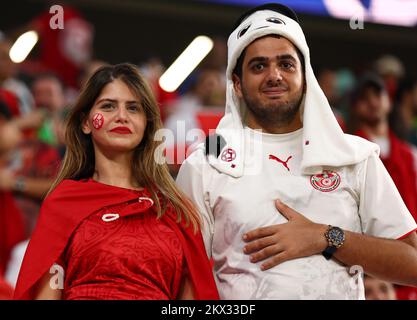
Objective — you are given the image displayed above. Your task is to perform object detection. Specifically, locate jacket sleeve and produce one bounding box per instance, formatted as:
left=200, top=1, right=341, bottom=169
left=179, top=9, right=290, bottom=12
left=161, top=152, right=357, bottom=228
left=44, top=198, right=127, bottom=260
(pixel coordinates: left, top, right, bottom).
left=176, top=149, right=215, bottom=258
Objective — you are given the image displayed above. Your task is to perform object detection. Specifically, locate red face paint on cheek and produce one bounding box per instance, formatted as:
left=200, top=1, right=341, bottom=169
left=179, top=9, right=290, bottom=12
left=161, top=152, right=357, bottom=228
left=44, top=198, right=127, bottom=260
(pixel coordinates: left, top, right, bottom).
left=92, top=113, right=104, bottom=130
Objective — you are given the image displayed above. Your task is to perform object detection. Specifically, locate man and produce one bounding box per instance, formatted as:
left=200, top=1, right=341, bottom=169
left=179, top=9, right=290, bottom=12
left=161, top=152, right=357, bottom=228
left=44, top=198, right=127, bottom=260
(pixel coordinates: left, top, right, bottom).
left=32, top=73, right=68, bottom=151
left=394, top=78, right=417, bottom=147
left=0, top=35, right=34, bottom=115
left=351, top=74, right=417, bottom=299
left=164, top=69, right=225, bottom=176
left=364, top=275, right=397, bottom=300
left=0, top=75, right=62, bottom=237
left=352, top=74, right=417, bottom=223
left=176, top=3, right=417, bottom=299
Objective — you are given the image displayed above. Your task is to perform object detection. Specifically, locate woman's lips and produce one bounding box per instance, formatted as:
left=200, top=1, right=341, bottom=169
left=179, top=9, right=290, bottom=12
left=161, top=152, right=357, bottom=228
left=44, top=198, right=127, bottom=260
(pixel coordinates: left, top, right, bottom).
left=110, top=127, right=132, bottom=134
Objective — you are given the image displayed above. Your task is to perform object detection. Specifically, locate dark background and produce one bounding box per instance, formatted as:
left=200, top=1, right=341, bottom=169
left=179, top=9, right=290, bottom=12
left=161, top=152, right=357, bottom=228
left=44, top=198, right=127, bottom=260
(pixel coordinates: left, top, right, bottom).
left=1, top=0, right=417, bottom=76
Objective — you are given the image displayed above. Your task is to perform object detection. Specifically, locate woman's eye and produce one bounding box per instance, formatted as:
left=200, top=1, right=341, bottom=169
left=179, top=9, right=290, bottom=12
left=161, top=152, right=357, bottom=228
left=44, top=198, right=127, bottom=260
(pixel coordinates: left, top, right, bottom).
left=101, top=103, right=114, bottom=110
left=127, top=105, right=139, bottom=112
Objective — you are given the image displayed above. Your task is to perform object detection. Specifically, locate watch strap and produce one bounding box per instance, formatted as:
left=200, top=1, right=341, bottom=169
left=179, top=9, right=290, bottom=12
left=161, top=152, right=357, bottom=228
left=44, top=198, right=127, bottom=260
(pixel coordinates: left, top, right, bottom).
left=322, top=245, right=337, bottom=260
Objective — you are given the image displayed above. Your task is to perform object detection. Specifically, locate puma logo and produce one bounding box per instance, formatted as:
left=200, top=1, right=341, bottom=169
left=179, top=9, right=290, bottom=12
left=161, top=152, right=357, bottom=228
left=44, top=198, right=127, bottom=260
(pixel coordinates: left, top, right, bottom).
left=269, top=155, right=292, bottom=171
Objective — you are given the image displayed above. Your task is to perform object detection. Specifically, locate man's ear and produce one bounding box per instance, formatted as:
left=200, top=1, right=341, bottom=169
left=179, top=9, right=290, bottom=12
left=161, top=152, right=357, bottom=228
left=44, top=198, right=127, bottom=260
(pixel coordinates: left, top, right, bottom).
left=232, top=74, right=243, bottom=99
left=81, top=113, right=92, bottom=134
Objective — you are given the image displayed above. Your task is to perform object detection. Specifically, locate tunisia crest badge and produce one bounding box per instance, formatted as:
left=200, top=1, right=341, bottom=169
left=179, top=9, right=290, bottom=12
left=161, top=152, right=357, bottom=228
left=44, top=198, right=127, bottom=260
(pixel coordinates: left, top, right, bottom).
left=310, top=170, right=341, bottom=192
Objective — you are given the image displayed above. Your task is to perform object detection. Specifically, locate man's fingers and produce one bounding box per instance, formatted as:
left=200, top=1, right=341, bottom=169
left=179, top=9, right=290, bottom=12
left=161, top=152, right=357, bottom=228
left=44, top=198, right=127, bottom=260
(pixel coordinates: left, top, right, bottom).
left=275, top=199, right=301, bottom=221
left=243, top=225, right=277, bottom=241
left=243, top=235, right=277, bottom=254
left=249, top=244, right=283, bottom=263
left=261, top=252, right=290, bottom=271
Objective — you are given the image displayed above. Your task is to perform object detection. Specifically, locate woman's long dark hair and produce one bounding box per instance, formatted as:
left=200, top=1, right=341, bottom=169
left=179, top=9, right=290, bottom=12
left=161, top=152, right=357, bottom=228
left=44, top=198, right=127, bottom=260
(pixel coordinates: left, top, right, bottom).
left=49, top=63, right=201, bottom=230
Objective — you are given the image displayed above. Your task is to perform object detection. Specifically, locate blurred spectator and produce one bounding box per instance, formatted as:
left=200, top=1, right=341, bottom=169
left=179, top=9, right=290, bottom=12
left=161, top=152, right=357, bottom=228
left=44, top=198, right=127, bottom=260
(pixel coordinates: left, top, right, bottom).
left=164, top=68, right=225, bottom=176
left=392, top=78, right=417, bottom=146
left=0, top=118, right=23, bottom=155
left=318, top=67, right=338, bottom=107
left=199, top=37, right=228, bottom=72
left=33, top=73, right=66, bottom=113
left=364, top=275, right=397, bottom=300
left=30, top=6, right=94, bottom=90
left=0, top=36, right=34, bottom=115
left=317, top=67, right=345, bottom=130
left=140, top=58, right=178, bottom=122
left=78, top=59, right=108, bottom=90
left=0, top=94, right=61, bottom=237
left=0, top=189, right=25, bottom=278
left=0, top=140, right=61, bottom=237
left=0, top=118, right=26, bottom=280
left=374, top=54, right=405, bottom=103
left=32, top=73, right=68, bottom=150
left=0, top=33, right=46, bottom=134
left=350, top=73, right=417, bottom=300
left=165, top=68, right=225, bottom=143
left=350, top=73, right=417, bottom=221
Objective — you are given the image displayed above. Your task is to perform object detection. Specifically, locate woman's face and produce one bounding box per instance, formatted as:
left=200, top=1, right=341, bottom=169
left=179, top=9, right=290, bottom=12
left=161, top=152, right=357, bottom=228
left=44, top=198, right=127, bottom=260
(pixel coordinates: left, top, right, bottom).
left=82, top=78, right=147, bottom=155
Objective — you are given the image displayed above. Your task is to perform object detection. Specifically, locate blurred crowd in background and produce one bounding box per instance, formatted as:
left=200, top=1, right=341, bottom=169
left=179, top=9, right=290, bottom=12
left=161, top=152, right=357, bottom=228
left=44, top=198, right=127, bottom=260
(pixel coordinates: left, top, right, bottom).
left=1, top=4, right=417, bottom=300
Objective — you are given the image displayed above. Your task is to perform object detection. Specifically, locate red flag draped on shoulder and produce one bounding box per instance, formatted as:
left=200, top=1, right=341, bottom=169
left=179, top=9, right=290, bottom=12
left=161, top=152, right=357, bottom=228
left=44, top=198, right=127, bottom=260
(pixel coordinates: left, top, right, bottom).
left=14, top=179, right=219, bottom=300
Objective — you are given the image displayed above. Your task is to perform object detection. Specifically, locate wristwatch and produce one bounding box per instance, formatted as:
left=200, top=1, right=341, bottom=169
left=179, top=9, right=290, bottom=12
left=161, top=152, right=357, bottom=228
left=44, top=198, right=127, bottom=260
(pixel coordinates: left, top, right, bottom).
left=322, top=225, right=345, bottom=260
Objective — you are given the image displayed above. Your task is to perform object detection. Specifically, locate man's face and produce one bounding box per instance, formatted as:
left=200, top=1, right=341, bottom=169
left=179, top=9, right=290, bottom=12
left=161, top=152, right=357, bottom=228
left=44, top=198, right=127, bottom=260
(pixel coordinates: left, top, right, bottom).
left=354, top=87, right=391, bottom=127
left=233, top=35, right=304, bottom=129
left=195, top=70, right=225, bottom=106
left=364, top=277, right=396, bottom=300
left=32, top=78, right=65, bottom=112
left=318, top=69, right=337, bottom=105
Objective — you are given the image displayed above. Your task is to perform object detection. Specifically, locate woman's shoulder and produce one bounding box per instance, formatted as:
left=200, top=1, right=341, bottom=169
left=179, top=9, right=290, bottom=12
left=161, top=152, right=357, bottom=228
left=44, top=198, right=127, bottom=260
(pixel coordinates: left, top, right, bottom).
left=47, top=179, right=88, bottom=198
left=41, top=179, right=90, bottom=213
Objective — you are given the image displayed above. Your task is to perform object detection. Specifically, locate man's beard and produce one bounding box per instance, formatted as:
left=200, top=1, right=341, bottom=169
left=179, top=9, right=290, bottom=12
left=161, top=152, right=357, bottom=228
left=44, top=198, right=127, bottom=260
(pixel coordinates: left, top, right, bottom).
left=357, top=112, right=385, bottom=128
left=241, top=86, right=304, bottom=128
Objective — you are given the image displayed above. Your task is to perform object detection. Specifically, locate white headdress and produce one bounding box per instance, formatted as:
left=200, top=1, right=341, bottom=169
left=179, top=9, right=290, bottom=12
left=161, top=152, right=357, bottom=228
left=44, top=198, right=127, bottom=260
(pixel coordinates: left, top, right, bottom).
left=206, top=4, right=378, bottom=177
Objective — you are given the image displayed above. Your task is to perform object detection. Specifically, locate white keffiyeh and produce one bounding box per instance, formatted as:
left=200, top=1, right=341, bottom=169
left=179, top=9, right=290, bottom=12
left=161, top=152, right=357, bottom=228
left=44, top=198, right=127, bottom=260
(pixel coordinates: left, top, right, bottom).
left=207, top=9, right=378, bottom=177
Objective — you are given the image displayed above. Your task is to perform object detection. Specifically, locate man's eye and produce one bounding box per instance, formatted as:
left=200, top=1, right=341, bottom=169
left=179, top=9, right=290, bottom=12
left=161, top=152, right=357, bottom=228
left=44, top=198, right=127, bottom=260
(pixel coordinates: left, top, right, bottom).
left=281, top=62, right=294, bottom=70
left=253, top=64, right=265, bottom=71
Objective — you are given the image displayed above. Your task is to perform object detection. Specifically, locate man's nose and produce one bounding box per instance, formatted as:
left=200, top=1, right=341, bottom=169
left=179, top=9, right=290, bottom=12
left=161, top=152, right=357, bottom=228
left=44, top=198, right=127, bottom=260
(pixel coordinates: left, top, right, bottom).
left=267, top=65, right=283, bottom=83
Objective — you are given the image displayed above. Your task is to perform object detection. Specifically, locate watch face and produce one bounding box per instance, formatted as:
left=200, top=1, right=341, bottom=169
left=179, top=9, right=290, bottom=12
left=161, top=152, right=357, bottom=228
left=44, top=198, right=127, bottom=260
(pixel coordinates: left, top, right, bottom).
left=328, top=227, right=345, bottom=246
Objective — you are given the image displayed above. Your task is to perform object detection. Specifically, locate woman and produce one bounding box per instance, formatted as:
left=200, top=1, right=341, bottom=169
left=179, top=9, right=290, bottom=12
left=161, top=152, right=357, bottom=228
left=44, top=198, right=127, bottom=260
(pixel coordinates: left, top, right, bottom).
left=14, top=63, right=219, bottom=300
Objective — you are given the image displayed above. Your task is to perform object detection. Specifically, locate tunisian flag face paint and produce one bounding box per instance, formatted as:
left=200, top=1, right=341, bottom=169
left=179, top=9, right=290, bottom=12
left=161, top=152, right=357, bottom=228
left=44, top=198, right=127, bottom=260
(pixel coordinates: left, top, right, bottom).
left=92, top=113, right=104, bottom=130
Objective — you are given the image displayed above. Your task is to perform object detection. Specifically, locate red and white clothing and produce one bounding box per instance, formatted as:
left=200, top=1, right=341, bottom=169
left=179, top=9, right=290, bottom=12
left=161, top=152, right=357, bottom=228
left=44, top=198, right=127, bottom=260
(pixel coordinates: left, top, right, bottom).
left=176, top=9, right=417, bottom=300
left=14, top=179, right=219, bottom=300
left=9, top=139, right=61, bottom=237
left=177, top=127, right=417, bottom=299
left=0, top=276, right=13, bottom=299
left=0, top=192, right=25, bottom=276
left=355, top=130, right=417, bottom=222
left=62, top=190, right=185, bottom=300
left=355, top=130, right=417, bottom=300
left=31, top=6, right=93, bottom=89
